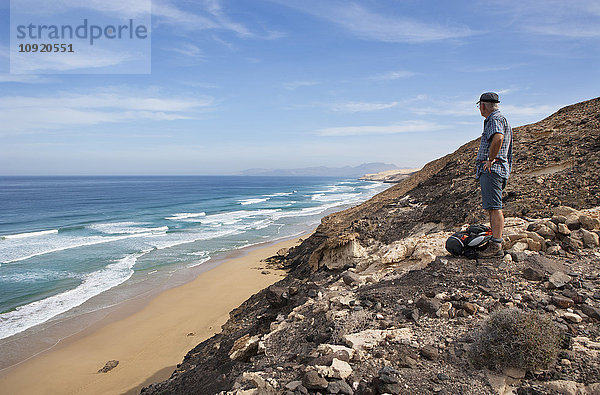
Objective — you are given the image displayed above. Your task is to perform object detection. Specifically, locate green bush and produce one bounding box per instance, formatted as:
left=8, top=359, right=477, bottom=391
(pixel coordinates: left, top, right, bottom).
left=469, top=308, right=561, bottom=372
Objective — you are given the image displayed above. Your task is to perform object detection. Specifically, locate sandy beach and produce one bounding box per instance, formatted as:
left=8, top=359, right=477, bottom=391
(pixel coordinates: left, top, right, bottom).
left=0, top=234, right=306, bottom=395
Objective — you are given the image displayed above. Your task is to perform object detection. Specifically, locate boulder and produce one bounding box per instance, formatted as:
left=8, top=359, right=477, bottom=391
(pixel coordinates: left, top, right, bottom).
left=303, top=371, right=329, bottom=390
left=463, top=302, right=478, bottom=315
left=510, top=241, right=529, bottom=253
left=579, top=305, right=600, bottom=321
left=510, top=251, right=527, bottom=262
left=563, top=312, right=583, bottom=323
left=545, top=221, right=559, bottom=233
left=552, top=295, right=574, bottom=309
left=315, top=358, right=353, bottom=379
left=565, top=216, right=581, bottom=231
left=525, top=254, right=567, bottom=275
left=557, top=223, right=571, bottom=235
left=522, top=267, right=544, bottom=281
left=552, top=215, right=568, bottom=224
left=98, top=360, right=119, bottom=373
left=527, top=238, right=542, bottom=252
left=317, top=344, right=356, bottom=360
left=579, top=215, right=600, bottom=230
left=420, top=345, right=439, bottom=360
left=578, top=229, right=600, bottom=247
left=552, top=206, right=580, bottom=217
left=342, top=271, right=361, bottom=286
left=343, top=328, right=411, bottom=350
left=549, top=271, right=572, bottom=288
left=439, top=301, right=453, bottom=318
left=229, top=334, right=261, bottom=361
left=266, top=286, right=289, bottom=308
left=374, top=366, right=402, bottom=394
left=416, top=297, right=441, bottom=315
left=535, top=225, right=556, bottom=239
left=380, top=239, right=416, bottom=264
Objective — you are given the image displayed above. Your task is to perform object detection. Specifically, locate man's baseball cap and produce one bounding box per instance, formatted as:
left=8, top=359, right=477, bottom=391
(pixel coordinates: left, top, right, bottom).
left=477, top=92, right=500, bottom=103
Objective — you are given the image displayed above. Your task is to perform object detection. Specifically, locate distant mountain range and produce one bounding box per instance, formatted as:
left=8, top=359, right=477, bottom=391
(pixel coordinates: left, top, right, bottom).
left=238, top=162, right=399, bottom=177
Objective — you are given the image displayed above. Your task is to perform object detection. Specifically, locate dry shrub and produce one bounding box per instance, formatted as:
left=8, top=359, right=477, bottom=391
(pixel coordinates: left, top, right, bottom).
left=469, top=308, right=561, bottom=372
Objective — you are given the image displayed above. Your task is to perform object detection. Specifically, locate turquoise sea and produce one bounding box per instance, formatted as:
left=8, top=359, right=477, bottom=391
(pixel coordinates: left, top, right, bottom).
left=0, top=176, right=389, bottom=341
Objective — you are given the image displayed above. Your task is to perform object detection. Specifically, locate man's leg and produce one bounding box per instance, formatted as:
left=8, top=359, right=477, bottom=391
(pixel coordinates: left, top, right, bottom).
left=489, top=209, right=504, bottom=240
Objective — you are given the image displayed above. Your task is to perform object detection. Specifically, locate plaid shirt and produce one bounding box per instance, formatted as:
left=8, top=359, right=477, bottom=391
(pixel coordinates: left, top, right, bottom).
left=476, top=110, right=513, bottom=179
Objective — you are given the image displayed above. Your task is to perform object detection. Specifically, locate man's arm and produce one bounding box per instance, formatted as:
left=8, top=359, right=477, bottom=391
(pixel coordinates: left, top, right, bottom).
left=483, top=133, right=504, bottom=171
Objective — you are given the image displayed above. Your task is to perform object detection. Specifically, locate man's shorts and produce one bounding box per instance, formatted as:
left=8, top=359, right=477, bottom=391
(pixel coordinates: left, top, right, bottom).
left=479, top=171, right=507, bottom=210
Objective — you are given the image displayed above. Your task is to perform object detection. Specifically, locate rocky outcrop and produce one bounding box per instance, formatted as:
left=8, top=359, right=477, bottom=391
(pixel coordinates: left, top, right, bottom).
left=143, top=98, right=600, bottom=394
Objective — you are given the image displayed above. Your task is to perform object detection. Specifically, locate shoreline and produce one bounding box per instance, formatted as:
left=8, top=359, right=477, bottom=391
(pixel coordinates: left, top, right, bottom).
left=0, top=232, right=309, bottom=395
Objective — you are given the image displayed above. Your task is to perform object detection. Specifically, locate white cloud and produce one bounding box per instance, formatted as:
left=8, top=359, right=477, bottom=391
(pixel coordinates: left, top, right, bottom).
left=166, top=43, right=205, bottom=59
left=369, top=70, right=419, bottom=81
left=0, top=74, right=53, bottom=83
left=13, top=0, right=151, bottom=17
left=526, top=25, right=600, bottom=38
left=10, top=47, right=137, bottom=73
left=152, top=0, right=282, bottom=39
left=0, top=89, right=216, bottom=133
left=272, top=1, right=475, bottom=43
left=283, top=80, right=321, bottom=90
left=330, top=101, right=398, bottom=112
left=316, top=120, right=444, bottom=136
left=491, top=1, right=600, bottom=39
left=13, top=0, right=280, bottom=40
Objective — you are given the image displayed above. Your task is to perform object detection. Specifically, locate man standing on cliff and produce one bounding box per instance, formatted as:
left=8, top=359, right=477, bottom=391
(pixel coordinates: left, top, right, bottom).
left=476, top=92, right=513, bottom=258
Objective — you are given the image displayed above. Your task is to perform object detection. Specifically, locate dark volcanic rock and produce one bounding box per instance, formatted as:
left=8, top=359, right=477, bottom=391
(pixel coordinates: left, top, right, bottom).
left=303, top=370, right=329, bottom=390
left=416, top=297, right=441, bottom=315
left=579, top=304, right=600, bottom=321
left=523, top=267, right=544, bottom=281
left=266, top=285, right=289, bottom=307
left=97, top=360, right=118, bottom=373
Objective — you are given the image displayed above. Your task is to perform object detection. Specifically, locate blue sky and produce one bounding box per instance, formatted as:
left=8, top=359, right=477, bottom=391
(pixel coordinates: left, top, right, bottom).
left=1, top=0, right=599, bottom=175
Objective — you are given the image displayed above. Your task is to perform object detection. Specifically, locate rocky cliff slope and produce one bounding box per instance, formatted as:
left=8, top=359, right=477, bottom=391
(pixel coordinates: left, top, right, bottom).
left=143, top=97, right=600, bottom=395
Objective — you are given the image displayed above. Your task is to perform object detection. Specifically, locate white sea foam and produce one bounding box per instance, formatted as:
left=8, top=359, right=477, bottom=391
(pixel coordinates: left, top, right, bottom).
left=200, top=209, right=280, bottom=226
left=312, top=192, right=362, bottom=203
left=165, top=212, right=206, bottom=221
left=0, top=250, right=149, bottom=340
left=0, top=232, right=160, bottom=264
left=238, top=198, right=270, bottom=205
left=270, top=203, right=339, bottom=220
left=143, top=226, right=250, bottom=250
left=361, top=182, right=385, bottom=189
left=1, top=229, right=59, bottom=240
left=88, top=222, right=168, bottom=235
left=187, top=256, right=211, bottom=268
left=187, top=250, right=209, bottom=256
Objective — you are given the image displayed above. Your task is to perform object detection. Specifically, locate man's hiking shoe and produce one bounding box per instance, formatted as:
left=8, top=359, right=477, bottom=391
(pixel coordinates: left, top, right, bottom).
left=478, top=241, right=503, bottom=258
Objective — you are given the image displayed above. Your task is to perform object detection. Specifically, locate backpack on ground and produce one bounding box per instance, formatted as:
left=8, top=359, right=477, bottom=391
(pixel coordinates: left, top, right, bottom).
left=445, top=224, right=493, bottom=259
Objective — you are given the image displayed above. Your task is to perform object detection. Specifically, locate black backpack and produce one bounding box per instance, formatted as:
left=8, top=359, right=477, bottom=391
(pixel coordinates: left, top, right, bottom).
left=445, top=224, right=493, bottom=259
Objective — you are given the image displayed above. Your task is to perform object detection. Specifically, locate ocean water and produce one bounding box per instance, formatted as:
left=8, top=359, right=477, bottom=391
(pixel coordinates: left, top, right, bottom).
left=0, top=176, right=389, bottom=340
